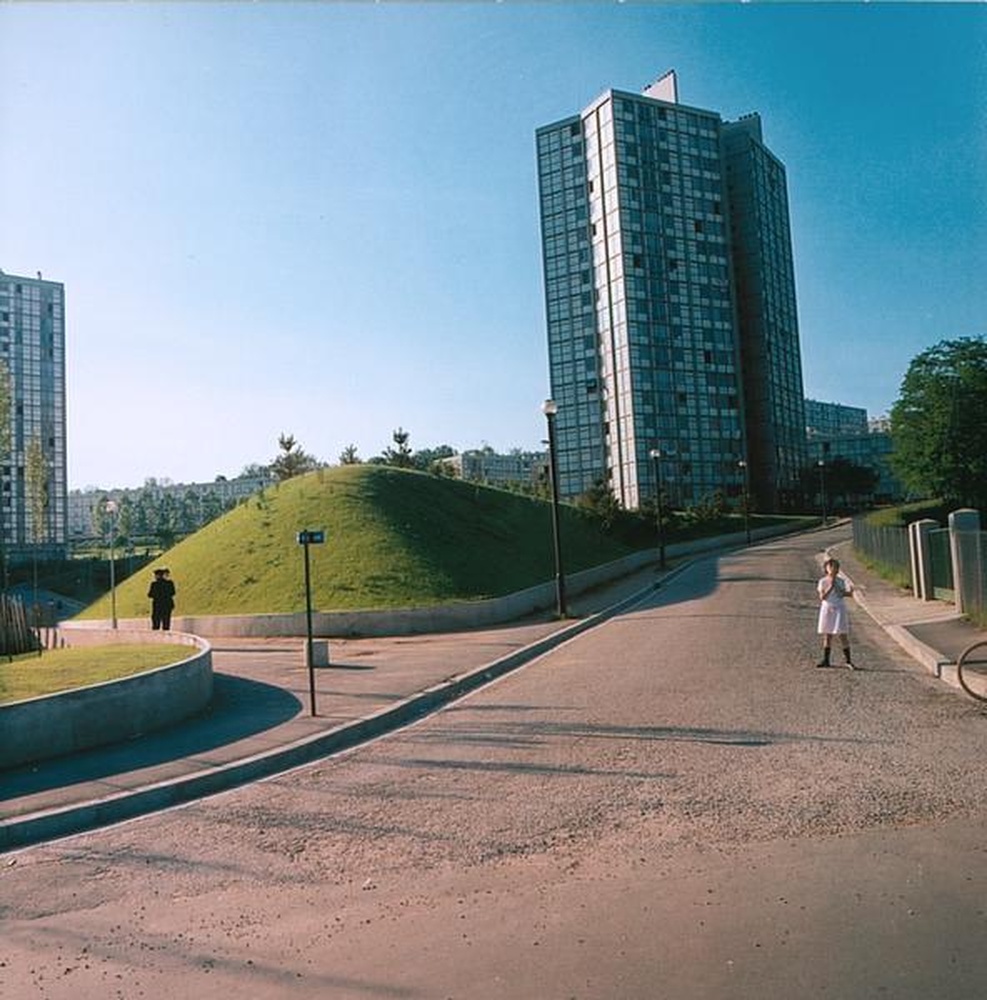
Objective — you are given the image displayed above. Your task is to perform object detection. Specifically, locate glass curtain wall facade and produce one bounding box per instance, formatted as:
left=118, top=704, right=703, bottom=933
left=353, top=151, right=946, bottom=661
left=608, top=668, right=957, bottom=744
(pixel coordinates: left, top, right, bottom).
left=537, top=75, right=807, bottom=511
left=805, top=399, right=869, bottom=439
left=537, top=116, right=603, bottom=500
left=0, top=270, right=68, bottom=563
left=723, top=115, right=807, bottom=510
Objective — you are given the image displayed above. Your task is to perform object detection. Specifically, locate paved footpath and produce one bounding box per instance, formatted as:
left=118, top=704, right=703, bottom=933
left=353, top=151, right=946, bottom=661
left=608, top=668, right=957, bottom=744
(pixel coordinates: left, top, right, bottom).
left=1, top=525, right=982, bottom=851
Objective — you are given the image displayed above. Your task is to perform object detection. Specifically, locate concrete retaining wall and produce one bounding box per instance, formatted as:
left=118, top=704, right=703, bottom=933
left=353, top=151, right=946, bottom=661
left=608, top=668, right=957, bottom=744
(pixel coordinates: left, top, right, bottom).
left=0, top=630, right=212, bottom=770
left=80, top=521, right=806, bottom=639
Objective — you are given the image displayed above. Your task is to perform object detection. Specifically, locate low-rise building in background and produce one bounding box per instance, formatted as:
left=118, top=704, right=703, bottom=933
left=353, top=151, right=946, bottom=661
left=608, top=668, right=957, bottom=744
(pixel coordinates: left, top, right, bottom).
left=69, top=472, right=275, bottom=544
left=443, top=449, right=549, bottom=490
left=805, top=399, right=902, bottom=504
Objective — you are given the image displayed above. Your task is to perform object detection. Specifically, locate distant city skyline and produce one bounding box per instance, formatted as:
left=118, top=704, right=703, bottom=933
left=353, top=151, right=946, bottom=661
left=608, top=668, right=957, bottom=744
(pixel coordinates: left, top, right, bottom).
left=1, top=3, right=984, bottom=489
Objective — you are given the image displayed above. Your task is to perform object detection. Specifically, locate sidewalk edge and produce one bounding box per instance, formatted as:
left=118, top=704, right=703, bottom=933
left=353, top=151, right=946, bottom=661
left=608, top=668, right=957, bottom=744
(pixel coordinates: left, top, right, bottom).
left=1, top=566, right=682, bottom=853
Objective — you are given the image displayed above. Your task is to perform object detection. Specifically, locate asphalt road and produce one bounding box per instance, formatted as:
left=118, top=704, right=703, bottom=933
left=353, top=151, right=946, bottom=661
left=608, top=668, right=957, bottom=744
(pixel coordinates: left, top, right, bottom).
left=3, top=529, right=987, bottom=999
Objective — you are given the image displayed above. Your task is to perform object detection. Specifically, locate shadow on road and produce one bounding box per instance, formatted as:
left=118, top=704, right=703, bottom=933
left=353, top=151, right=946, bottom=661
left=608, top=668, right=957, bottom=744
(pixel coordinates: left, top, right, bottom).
left=400, top=718, right=882, bottom=757
left=0, top=674, right=302, bottom=802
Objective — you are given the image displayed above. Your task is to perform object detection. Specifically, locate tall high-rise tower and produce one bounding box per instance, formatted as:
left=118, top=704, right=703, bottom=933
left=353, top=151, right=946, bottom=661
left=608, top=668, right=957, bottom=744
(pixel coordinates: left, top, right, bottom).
left=0, top=269, right=68, bottom=563
left=536, top=71, right=806, bottom=511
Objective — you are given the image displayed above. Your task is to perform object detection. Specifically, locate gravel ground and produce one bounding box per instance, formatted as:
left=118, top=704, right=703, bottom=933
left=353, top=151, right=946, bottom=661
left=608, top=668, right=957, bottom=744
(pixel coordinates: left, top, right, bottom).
left=3, top=532, right=987, bottom=999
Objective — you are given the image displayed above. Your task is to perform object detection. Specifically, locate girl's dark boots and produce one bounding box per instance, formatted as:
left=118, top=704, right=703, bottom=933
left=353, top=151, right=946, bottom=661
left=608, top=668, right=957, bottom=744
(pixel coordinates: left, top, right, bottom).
left=844, top=647, right=855, bottom=670
left=816, top=647, right=831, bottom=668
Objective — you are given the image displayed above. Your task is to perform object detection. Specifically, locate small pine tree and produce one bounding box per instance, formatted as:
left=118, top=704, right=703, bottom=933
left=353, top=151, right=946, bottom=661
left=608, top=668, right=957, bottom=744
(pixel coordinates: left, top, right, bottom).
left=271, top=434, right=320, bottom=481
left=383, top=427, right=414, bottom=468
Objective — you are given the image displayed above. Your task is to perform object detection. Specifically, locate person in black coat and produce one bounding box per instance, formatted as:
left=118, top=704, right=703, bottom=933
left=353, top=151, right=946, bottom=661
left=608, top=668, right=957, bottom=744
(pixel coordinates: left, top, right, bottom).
left=148, top=568, right=176, bottom=630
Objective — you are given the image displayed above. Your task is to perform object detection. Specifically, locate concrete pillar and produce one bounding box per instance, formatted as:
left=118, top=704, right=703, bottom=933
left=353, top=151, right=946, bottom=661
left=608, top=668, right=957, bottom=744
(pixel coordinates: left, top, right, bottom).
left=948, top=508, right=981, bottom=614
left=908, top=518, right=939, bottom=601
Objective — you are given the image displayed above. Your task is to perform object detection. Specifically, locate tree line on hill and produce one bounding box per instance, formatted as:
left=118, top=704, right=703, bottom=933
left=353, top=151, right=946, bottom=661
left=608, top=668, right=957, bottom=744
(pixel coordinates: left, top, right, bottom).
left=265, top=333, right=987, bottom=527
left=91, top=334, right=983, bottom=557
left=265, top=429, right=460, bottom=481
left=90, top=486, right=237, bottom=551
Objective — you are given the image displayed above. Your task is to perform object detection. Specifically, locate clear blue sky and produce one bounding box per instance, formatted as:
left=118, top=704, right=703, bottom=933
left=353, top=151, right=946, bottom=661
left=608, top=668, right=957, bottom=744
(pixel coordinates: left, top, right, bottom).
left=1, top=2, right=984, bottom=490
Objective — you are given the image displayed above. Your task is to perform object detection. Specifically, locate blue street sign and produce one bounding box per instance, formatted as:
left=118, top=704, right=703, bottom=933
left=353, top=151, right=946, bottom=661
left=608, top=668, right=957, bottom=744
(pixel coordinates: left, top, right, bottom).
left=297, top=529, right=326, bottom=545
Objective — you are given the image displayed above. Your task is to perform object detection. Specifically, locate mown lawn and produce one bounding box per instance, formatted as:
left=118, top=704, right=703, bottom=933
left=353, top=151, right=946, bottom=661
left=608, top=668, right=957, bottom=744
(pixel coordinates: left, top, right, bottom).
left=0, top=644, right=193, bottom=704
left=77, top=464, right=814, bottom=620
left=79, top=466, right=645, bottom=618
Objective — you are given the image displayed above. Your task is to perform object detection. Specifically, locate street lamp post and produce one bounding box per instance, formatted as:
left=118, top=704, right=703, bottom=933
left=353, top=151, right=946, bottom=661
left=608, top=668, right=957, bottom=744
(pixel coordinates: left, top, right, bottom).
left=649, top=447, right=666, bottom=569
left=738, top=459, right=752, bottom=546
left=817, top=460, right=828, bottom=527
left=105, top=499, right=118, bottom=629
left=541, top=399, right=567, bottom=618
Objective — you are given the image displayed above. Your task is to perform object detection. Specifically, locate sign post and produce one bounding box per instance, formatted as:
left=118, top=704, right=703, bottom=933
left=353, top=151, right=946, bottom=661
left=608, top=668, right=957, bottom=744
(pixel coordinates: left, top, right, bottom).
left=297, top=529, right=326, bottom=716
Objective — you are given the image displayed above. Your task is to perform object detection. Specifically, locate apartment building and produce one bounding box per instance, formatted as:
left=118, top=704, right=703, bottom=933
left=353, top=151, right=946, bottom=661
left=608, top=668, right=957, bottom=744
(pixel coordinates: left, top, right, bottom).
left=805, top=399, right=869, bottom=439
left=0, top=268, right=67, bottom=562
left=536, top=71, right=806, bottom=511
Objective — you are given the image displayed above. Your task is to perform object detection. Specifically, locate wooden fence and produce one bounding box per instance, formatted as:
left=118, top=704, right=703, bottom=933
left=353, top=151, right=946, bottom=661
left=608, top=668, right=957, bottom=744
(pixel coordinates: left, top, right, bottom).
left=0, top=593, right=40, bottom=657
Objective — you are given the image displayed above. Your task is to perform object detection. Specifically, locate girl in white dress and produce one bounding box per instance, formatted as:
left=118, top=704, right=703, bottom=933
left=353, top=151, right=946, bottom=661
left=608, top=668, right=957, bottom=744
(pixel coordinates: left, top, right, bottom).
left=817, top=557, right=855, bottom=669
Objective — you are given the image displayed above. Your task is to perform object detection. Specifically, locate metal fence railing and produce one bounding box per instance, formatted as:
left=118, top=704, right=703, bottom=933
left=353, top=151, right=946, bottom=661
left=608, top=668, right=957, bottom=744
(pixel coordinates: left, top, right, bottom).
left=853, top=517, right=987, bottom=627
left=852, top=517, right=910, bottom=579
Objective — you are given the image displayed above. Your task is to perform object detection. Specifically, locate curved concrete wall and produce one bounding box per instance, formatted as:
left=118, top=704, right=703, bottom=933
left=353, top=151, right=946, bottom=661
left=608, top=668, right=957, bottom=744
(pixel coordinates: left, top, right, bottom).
left=0, top=630, right=212, bottom=770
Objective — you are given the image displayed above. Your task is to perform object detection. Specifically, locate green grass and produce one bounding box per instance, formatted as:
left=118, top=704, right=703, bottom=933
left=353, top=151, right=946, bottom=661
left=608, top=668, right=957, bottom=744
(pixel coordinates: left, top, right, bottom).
left=78, top=466, right=647, bottom=618
left=0, top=644, right=193, bottom=704
left=865, top=499, right=947, bottom=528
left=853, top=552, right=912, bottom=591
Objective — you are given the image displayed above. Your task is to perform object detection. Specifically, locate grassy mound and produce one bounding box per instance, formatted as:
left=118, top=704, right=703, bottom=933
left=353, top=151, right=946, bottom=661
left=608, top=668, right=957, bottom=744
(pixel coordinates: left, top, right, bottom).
left=79, top=466, right=645, bottom=619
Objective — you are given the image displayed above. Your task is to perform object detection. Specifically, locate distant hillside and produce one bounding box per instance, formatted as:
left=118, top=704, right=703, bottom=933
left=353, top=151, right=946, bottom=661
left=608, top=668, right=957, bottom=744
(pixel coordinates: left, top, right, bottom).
left=79, top=466, right=645, bottom=618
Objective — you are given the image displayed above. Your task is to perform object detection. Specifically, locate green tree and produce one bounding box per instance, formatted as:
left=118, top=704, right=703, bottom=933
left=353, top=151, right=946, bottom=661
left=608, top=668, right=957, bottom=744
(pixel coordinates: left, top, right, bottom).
left=239, top=462, right=272, bottom=479
left=382, top=427, right=414, bottom=468
left=200, top=489, right=225, bottom=524
left=116, top=496, right=134, bottom=548
left=25, top=436, right=51, bottom=624
left=156, top=492, right=178, bottom=548
left=799, top=457, right=880, bottom=511
left=412, top=443, right=455, bottom=474
left=131, top=490, right=153, bottom=539
left=826, top=457, right=879, bottom=508
left=25, top=436, right=50, bottom=548
left=339, top=444, right=361, bottom=465
left=890, top=336, right=987, bottom=509
left=576, top=477, right=622, bottom=531
left=91, top=494, right=111, bottom=541
left=176, top=491, right=197, bottom=535
left=271, top=433, right=320, bottom=481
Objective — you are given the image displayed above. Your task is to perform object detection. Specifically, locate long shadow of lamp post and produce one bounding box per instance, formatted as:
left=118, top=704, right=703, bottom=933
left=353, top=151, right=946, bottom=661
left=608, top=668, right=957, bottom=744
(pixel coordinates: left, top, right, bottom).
left=648, top=447, right=666, bottom=569
left=541, top=399, right=567, bottom=619
left=738, top=458, right=752, bottom=545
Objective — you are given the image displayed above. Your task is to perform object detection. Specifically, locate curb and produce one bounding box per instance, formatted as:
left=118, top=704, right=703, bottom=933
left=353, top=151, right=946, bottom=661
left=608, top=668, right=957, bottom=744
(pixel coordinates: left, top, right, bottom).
left=823, top=545, right=962, bottom=690
left=1, top=564, right=687, bottom=853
